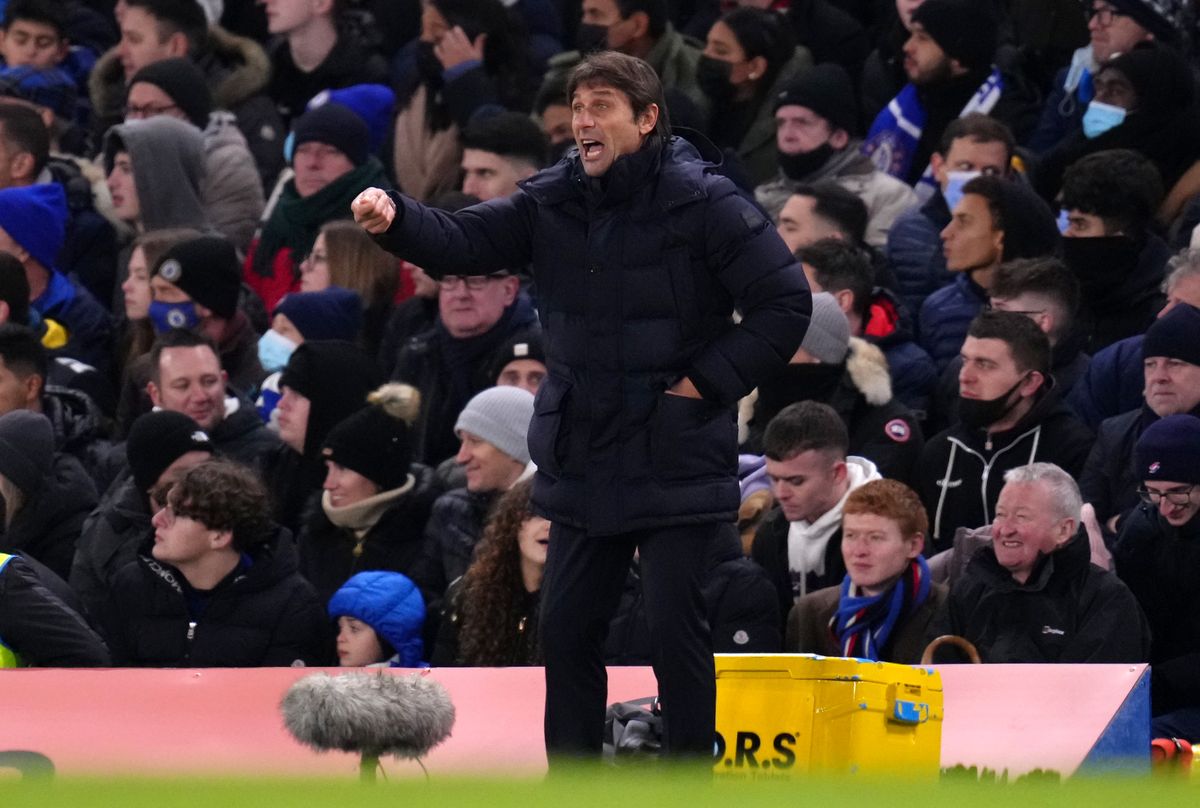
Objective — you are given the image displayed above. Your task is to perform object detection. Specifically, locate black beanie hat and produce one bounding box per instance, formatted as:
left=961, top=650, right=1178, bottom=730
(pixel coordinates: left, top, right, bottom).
left=126, top=410, right=213, bottom=495
left=279, top=340, right=381, bottom=456
left=129, top=58, right=213, bottom=128
left=1108, top=0, right=1183, bottom=44
left=486, top=329, right=546, bottom=383
left=1102, top=42, right=1194, bottom=120
left=292, top=103, right=370, bottom=167
left=772, top=63, right=860, bottom=137
left=911, top=0, right=998, bottom=72
left=1134, top=414, right=1200, bottom=485
left=963, top=176, right=1060, bottom=262
left=323, top=384, right=419, bottom=490
left=0, top=410, right=52, bottom=494
left=1143, top=303, right=1200, bottom=366
left=153, top=235, right=242, bottom=320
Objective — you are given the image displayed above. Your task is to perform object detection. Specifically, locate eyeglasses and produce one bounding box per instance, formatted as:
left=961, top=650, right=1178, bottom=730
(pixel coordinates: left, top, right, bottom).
left=155, top=502, right=202, bottom=528
left=1088, top=5, right=1128, bottom=26
left=440, top=274, right=507, bottom=290
left=124, top=102, right=181, bottom=119
left=1136, top=485, right=1197, bottom=506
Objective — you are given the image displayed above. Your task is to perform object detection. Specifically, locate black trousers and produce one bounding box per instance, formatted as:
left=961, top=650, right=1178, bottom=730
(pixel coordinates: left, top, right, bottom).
left=540, top=520, right=718, bottom=759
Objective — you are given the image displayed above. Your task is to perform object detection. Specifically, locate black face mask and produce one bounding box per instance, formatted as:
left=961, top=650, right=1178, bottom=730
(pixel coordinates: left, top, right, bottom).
left=778, top=143, right=836, bottom=180
left=696, top=55, right=736, bottom=103
left=575, top=23, right=609, bottom=54
left=958, top=374, right=1028, bottom=430
left=415, top=41, right=444, bottom=88
left=1060, top=234, right=1143, bottom=304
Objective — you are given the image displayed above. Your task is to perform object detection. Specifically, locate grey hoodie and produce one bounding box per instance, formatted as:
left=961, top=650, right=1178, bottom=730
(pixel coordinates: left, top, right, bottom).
left=103, top=117, right=210, bottom=233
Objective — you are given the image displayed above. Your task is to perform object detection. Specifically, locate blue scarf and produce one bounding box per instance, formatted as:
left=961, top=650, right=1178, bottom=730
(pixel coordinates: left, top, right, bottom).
left=831, top=555, right=931, bottom=661
left=862, top=68, right=1004, bottom=199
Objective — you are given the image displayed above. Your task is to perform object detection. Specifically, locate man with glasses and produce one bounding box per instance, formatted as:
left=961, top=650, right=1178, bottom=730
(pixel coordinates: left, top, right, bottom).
left=1113, top=414, right=1200, bottom=739
left=1028, top=0, right=1180, bottom=153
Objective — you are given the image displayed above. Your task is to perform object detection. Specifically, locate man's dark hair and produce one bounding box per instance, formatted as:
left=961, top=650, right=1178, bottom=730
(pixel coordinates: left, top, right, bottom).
left=614, top=0, right=669, bottom=39
left=796, top=238, right=873, bottom=321
left=966, top=309, right=1051, bottom=377
left=461, top=110, right=549, bottom=169
left=937, top=112, right=1015, bottom=167
left=721, top=7, right=796, bottom=94
left=0, top=321, right=47, bottom=381
left=166, top=459, right=271, bottom=553
left=762, top=400, right=849, bottom=461
left=2, top=0, right=67, bottom=34
left=790, top=181, right=869, bottom=246
left=567, top=50, right=671, bottom=139
left=0, top=103, right=49, bottom=176
left=1060, top=149, right=1164, bottom=235
left=0, top=251, right=30, bottom=325
left=991, top=257, right=1080, bottom=322
left=148, top=328, right=220, bottom=385
left=125, top=0, right=208, bottom=52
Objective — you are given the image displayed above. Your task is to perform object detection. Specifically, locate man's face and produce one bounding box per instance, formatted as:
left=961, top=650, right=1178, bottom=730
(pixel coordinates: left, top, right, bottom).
left=774, top=104, right=833, bottom=156
left=1093, top=67, right=1138, bottom=112
left=276, top=385, right=311, bottom=453
left=1141, top=480, right=1200, bottom=527
left=149, top=346, right=227, bottom=431
left=461, top=149, right=530, bottom=201
left=0, top=356, right=38, bottom=415
left=293, top=141, right=355, bottom=198
left=151, top=497, right=217, bottom=569
left=989, top=293, right=1054, bottom=340
left=117, top=6, right=182, bottom=80
left=438, top=274, right=519, bottom=338
left=902, top=22, right=953, bottom=85
left=106, top=151, right=140, bottom=223
left=0, top=18, right=68, bottom=69
left=933, top=136, right=1009, bottom=193
left=1143, top=356, right=1200, bottom=417
left=896, top=0, right=924, bottom=29
left=262, top=0, right=321, bottom=37
left=776, top=194, right=843, bottom=254
left=541, top=103, right=574, bottom=148
left=496, top=358, right=547, bottom=395
left=1160, top=274, right=1200, bottom=318
left=455, top=430, right=523, bottom=492
left=941, top=193, right=1003, bottom=272
left=1089, top=1, right=1152, bottom=63
left=571, top=82, right=655, bottom=178
left=958, top=336, right=1030, bottom=403
left=580, top=0, right=637, bottom=52
left=841, top=512, right=921, bottom=595
left=765, top=449, right=846, bottom=524
left=992, top=481, right=1073, bottom=584
left=1062, top=209, right=1110, bottom=238
left=125, top=81, right=187, bottom=122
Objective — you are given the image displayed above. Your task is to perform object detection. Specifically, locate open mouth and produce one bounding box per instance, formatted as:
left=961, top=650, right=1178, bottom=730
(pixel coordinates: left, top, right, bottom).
left=580, top=139, right=604, bottom=159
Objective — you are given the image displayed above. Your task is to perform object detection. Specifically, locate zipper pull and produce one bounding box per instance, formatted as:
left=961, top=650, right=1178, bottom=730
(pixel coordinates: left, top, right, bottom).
left=352, top=538, right=365, bottom=558
left=186, top=621, right=196, bottom=642
left=517, top=616, right=527, bottom=633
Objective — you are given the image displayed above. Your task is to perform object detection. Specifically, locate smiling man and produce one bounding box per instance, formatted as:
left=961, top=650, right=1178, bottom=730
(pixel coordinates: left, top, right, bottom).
left=354, top=50, right=810, bottom=760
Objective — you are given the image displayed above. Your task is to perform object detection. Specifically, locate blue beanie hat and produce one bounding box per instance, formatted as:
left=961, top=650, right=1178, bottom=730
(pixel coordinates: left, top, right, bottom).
left=328, top=571, right=426, bottom=667
left=0, top=184, right=67, bottom=270
left=1134, top=414, right=1200, bottom=485
left=0, top=66, right=77, bottom=122
left=307, top=84, right=396, bottom=155
left=275, top=286, right=364, bottom=341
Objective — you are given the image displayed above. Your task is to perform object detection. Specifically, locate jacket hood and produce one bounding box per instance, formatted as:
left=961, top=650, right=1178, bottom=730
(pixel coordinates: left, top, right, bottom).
left=863, top=286, right=917, bottom=346
left=194, top=25, right=272, bottom=109
left=43, top=385, right=107, bottom=452
left=103, top=117, right=209, bottom=231
left=845, top=336, right=893, bottom=406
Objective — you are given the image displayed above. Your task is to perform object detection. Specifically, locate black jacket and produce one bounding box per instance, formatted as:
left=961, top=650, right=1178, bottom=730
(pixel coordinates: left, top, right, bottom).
left=210, top=398, right=282, bottom=471
left=267, top=26, right=389, bottom=124
left=1, top=453, right=98, bottom=581
left=431, top=576, right=541, bottom=667
left=0, top=553, right=111, bottom=667
left=376, top=136, right=811, bottom=535
left=927, top=529, right=1150, bottom=663
left=1079, top=406, right=1166, bottom=527
left=71, top=475, right=151, bottom=620
left=751, top=506, right=847, bottom=625
left=410, top=486, right=499, bottom=607
left=102, top=527, right=330, bottom=667
left=43, top=385, right=119, bottom=492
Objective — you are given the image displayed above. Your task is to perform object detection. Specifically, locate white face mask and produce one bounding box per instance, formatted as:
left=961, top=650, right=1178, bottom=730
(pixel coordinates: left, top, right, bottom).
left=943, top=170, right=981, bottom=212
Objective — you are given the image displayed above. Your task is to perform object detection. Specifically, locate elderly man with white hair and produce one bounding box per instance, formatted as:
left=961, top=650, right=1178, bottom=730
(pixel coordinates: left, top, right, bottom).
left=925, top=462, right=1150, bottom=663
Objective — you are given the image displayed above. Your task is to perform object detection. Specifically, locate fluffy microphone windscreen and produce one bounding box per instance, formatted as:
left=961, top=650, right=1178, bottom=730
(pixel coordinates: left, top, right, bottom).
left=281, top=672, right=456, bottom=760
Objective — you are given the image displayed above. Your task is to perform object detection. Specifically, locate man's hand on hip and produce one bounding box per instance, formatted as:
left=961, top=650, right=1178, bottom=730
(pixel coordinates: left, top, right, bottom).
left=666, top=377, right=703, bottom=399
left=353, top=188, right=396, bottom=234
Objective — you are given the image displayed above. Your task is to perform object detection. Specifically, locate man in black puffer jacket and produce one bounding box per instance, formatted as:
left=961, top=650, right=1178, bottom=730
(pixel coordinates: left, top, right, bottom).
left=355, top=52, right=810, bottom=759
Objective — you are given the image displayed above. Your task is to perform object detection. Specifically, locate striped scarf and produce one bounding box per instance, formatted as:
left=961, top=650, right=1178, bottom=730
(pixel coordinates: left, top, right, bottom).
left=830, top=556, right=931, bottom=661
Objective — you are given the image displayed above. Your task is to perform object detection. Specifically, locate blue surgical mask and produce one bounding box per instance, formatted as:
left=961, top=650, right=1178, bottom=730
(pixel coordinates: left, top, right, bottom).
left=1057, top=209, right=1071, bottom=235
left=1082, top=100, right=1126, bottom=139
left=943, top=170, right=981, bottom=213
left=258, top=329, right=298, bottom=373
left=148, top=300, right=200, bottom=333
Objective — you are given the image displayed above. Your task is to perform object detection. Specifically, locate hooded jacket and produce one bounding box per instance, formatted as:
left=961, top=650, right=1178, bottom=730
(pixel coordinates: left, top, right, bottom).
left=210, top=396, right=281, bottom=471
left=0, top=553, right=111, bottom=667
left=202, top=111, right=266, bottom=253
left=71, top=474, right=151, bottom=620
left=267, top=24, right=389, bottom=124
left=887, top=191, right=953, bottom=322
left=43, top=385, right=119, bottom=492
left=861, top=287, right=938, bottom=418
left=918, top=273, right=988, bottom=373
left=2, top=453, right=98, bottom=582
left=103, top=117, right=210, bottom=233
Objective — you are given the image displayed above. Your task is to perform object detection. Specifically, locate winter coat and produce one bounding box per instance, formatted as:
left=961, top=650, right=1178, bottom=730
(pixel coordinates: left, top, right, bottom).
left=267, top=26, right=389, bottom=124
left=374, top=136, right=812, bottom=536
left=410, top=487, right=499, bottom=607
left=209, top=396, right=282, bottom=471
left=786, top=581, right=948, bottom=663
left=43, top=385, right=119, bottom=492
left=102, top=527, right=330, bottom=667
left=1078, top=406, right=1177, bottom=527
left=0, top=553, right=111, bottom=667
left=927, top=529, right=1150, bottom=663
left=754, top=147, right=918, bottom=248
left=861, top=287, right=938, bottom=419
left=103, top=116, right=209, bottom=235
left=43, top=156, right=121, bottom=306
left=917, top=385, right=1094, bottom=549
left=1026, top=63, right=1087, bottom=155
left=886, top=192, right=953, bottom=324
left=431, top=576, right=541, bottom=667
left=296, top=464, right=440, bottom=606
left=33, top=271, right=114, bottom=379
left=71, top=475, right=151, bottom=620
left=725, top=49, right=816, bottom=187
left=1075, top=234, right=1169, bottom=354
left=1064, top=334, right=1145, bottom=432
left=1, top=453, right=98, bottom=582
left=918, top=273, right=987, bottom=372
left=202, top=111, right=266, bottom=254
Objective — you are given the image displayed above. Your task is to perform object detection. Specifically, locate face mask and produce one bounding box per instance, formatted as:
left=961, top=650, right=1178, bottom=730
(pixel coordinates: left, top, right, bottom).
left=258, top=329, right=298, bottom=374
left=696, top=55, right=735, bottom=104
left=958, top=374, right=1029, bottom=430
left=1060, top=234, right=1142, bottom=302
left=1081, top=100, right=1126, bottom=139
left=415, top=41, right=444, bottom=88
left=943, top=170, right=981, bottom=213
left=148, top=300, right=200, bottom=334
left=575, top=23, right=609, bottom=54
left=1056, top=209, right=1070, bottom=235
left=777, top=143, right=836, bottom=181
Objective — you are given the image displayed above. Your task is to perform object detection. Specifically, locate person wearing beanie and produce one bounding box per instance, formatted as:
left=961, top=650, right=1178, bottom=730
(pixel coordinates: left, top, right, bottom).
left=918, top=175, right=1060, bottom=371
left=149, top=234, right=265, bottom=395
left=70, top=410, right=213, bottom=618
left=296, top=383, right=439, bottom=606
left=306, top=84, right=396, bottom=157
left=0, top=181, right=113, bottom=375
left=329, top=571, right=427, bottom=667
left=755, top=63, right=916, bottom=248
left=459, top=111, right=548, bottom=202
left=863, top=0, right=1037, bottom=193
left=0, top=409, right=97, bottom=580
left=487, top=329, right=547, bottom=396
left=1113, top=413, right=1200, bottom=739
left=243, top=101, right=391, bottom=314
left=747, top=293, right=923, bottom=485
left=126, top=57, right=264, bottom=254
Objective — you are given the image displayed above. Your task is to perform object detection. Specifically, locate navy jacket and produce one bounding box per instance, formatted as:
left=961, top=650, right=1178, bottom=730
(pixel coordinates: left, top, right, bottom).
left=886, top=192, right=953, bottom=322
left=1065, top=335, right=1145, bottom=431
left=918, top=274, right=988, bottom=373
left=376, top=137, right=811, bottom=535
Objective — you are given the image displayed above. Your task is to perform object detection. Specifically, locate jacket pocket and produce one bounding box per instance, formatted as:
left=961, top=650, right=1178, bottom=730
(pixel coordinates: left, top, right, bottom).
left=528, top=374, right=570, bottom=478
left=651, top=392, right=735, bottom=482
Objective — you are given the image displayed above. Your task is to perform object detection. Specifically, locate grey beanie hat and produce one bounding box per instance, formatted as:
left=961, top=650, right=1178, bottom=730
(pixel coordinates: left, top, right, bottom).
left=800, top=292, right=851, bottom=364
left=0, top=410, right=53, bottom=494
left=454, top=386, right=535, bottom=464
